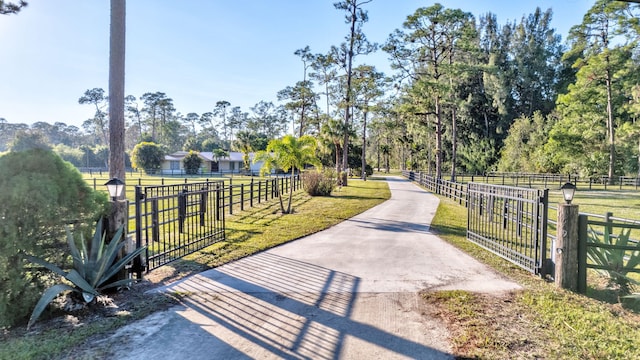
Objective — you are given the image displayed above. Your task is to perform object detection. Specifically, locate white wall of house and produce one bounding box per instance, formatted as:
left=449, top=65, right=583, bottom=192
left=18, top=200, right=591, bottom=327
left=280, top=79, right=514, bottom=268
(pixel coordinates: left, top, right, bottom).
left=160, top=151, right=267, bottom=175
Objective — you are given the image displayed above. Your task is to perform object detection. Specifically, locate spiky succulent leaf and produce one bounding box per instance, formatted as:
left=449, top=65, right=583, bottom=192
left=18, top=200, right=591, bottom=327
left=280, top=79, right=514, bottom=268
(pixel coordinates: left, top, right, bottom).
left=66, top=227, right=84, bottom=277
left=65, top=269, right=99, bottom=298
left=27, top=284, right=76, bottom=330
left=97, top=246, right=146, bottom=290
left=23, top=254, right=67, bottom=278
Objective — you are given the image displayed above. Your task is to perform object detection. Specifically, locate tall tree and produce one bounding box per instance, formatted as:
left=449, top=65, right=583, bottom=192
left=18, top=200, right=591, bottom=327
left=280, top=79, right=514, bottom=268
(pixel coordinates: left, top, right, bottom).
left=384, top=4, right=473, bottom=179
left=294, top=46, right=314, bottom=136
left=184, top=112, right=199, bottom=136
left=352, top=64, right=384, bottom=180
left=79, top=88, right=109, bottom=146
left=333, top=0, right=375, bottom=185
left=277, top=81, right=318, bottom=136
left=561, top=0, right=639, bottom=181
left=125, top=95, right=143, bottom=142
left=213, top=100, right=231, bottom=143
left=248, top=101, right=287, bottom=138
left=310, top=52, right=338, bottom=116
left=141, top=92, right=169, bottom=142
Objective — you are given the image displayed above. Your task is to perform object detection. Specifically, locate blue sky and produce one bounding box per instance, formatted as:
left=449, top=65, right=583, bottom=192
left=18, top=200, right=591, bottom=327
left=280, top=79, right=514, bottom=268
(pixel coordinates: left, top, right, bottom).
left=0, top=0, right=592, bottom=128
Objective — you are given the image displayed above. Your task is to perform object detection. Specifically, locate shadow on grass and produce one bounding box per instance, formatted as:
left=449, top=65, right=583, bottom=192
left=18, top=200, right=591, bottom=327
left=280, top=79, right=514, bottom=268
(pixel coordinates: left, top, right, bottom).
left=431, top=224, right=467, bottom=238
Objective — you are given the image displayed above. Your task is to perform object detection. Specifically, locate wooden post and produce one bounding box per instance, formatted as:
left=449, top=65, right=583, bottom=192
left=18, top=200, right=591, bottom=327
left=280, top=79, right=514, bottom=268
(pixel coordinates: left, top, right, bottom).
left=555, top=203, right=580, bottom=291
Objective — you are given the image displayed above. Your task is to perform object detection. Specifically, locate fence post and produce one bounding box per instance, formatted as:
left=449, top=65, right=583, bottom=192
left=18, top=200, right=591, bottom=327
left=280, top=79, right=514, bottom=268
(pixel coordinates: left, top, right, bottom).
left=250, top=179, right=254, bottom=208
left=216, top=183, right=221, bottom=221
left=178, top=189, right=187, bottom=233
left=133, top=186, right=144, bottom=278
left=240, top=184, right=245, bottom=211
left=229, top=185, right=234, bottom=215
left=555, top=202, right=580, bottom=291
left=200, top=187, right=207, bottom=226
left=258, top=180, right=262, bottom=204
left=577, top=214, right=588, bottom=293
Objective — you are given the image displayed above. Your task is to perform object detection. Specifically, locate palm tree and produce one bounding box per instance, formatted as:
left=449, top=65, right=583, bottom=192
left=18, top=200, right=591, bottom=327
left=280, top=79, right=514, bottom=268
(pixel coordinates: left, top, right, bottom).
left=254, top=135, right=320, bottom=214
left=233, top=130, right=254, bottom=174
left=211, top=148, right=228, bottom=173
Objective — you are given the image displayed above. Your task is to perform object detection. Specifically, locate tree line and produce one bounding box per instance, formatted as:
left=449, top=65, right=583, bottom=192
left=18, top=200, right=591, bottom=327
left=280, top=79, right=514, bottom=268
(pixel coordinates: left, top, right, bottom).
left=3, top=1, right=640, bottom=183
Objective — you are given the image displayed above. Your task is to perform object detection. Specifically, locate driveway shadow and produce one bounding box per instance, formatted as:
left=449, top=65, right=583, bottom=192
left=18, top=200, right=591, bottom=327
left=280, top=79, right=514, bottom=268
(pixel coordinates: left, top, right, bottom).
left=163, top=252, right=453, bottom=359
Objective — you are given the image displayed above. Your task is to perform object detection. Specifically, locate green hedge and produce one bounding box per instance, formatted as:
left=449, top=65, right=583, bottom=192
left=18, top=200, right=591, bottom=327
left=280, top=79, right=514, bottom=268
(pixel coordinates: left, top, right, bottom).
left=0, top=149, right=108, bottom=328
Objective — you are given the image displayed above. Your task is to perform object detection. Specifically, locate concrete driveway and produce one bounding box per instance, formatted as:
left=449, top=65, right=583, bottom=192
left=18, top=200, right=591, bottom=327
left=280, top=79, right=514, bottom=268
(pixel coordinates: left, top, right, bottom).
left=103, top=177, right=520, bottom=360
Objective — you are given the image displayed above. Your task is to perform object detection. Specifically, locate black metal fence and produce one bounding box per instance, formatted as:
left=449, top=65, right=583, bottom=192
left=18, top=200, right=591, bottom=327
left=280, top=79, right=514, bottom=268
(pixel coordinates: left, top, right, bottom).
left=404, top=170, right=550, bottom=275
left=133, top=181, right=226, bottom=274
left=131, top=175, right=301, bottom=275
left=402, top=170, right=467, bottom=206
left=404, top=170, right=640, bottom=285
left=467, top=183, right=549, bottom=275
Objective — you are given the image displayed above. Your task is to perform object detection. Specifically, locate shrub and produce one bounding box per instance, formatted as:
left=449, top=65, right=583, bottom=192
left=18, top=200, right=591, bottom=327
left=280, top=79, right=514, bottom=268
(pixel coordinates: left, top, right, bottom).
left=183, top=151, right=202, bottom=175
left=0, top=149, right=108, bottom=328
left=131, top=142, right=164, bottom=174
left=352, top=164, right=374, bottom=178
left=302, top=169, right=336, bottom=196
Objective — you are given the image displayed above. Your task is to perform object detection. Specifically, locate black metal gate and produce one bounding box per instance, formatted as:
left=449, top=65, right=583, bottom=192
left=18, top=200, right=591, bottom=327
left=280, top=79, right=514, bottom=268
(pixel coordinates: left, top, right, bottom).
left=133, top=181, right=225, bottom=275
left=467, top=182, right=549, bottom=275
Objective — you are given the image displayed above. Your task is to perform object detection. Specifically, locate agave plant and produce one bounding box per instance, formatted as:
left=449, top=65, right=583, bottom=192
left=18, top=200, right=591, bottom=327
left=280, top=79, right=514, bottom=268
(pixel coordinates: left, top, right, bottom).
left=586, top=224, right=640, bottom=296
left=25, top=218, right=146, bottom=329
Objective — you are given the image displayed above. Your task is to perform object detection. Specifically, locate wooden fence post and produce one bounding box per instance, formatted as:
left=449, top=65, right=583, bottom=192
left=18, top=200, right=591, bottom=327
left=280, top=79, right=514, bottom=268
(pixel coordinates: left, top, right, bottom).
left=555, top=203, right=580, bottom=291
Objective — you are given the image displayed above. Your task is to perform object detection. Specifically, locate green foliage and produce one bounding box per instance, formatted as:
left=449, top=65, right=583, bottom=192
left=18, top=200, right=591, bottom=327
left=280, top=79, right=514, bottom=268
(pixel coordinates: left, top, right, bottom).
left=351, top=164, right=373, bottom=178
left=182, top=151, right=202, bottom=175
left=52, top=144, right=84, bottom=167
left=254, top=135, right=321, bottom=213
left=8, top=130, right=51, bottom=152
left=586, top=224, right=640, bottom=296
left=458, top=138, right=497, bottom=174
left=0, top=149, right=108, bottom=328
left=131, top=141, right=164, bottom=174
left=498, top=112, right=556, bottom=173
left=302, top=169, right=337, bottom=196
left=25, top=218, right=146, bottom=329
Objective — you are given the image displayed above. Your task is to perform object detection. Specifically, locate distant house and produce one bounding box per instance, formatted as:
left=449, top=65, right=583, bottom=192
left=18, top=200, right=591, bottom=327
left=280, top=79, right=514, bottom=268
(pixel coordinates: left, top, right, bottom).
left=161, top=151, right=265, bottom=175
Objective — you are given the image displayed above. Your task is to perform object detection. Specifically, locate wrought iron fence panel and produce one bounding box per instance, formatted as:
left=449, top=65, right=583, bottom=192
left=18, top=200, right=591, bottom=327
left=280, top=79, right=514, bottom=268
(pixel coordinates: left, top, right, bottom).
left=467, top=182, right=549, bottom=274
left=134, top=181, right=225, bottom=273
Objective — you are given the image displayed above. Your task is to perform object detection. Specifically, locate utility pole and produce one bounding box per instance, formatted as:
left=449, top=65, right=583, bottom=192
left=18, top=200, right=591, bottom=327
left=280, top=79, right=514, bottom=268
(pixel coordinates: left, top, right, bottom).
left=107, top=0, right=128, bottom=279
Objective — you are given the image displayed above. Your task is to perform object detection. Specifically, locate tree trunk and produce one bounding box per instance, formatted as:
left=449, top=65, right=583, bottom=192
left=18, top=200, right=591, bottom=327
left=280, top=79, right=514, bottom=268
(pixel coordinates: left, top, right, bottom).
left=340, top=1, right=358, bottom=187
left=435, top=95, right=443, bottom=179
left=605, top=64, right=615, bottom=185
left=451, top=106, right=457, bottom=182
left=109, top=0, right=126, bottom=182
left=108, top=0, right=127, bottom=281
left=275, top=177, right=286, bottom=214
left=361, top=110, right=367, bottom=181
left=286, top=168, right=295, bottom=214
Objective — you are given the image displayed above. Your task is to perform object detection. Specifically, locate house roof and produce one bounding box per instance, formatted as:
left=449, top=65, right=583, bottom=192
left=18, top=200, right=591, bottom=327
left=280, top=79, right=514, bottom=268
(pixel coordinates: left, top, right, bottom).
left=163, top=151, right=252, bottom=162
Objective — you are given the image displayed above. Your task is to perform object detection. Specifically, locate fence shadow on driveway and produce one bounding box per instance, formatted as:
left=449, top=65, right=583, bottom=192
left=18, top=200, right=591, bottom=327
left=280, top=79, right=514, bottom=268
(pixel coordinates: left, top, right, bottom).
left=347, top=218, right=432, bottom=234
left=164, top=252, right=452, bottom=359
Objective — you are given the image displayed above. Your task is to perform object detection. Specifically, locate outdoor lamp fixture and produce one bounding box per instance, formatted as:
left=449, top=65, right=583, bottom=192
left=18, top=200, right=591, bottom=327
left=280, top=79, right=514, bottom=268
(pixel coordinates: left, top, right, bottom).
left=560, top=182, right=576, bottom=204
left=105, top=178, right=125, bottom=201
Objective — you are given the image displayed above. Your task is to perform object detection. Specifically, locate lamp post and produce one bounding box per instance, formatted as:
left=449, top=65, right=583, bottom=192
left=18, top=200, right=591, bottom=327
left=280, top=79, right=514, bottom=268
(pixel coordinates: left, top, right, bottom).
left=556, top=182, right=579, bottom=291
left=561, top=182, right=576, bottom=204
left=104, top=177, right=129, bottom=281
left=105, top=178, right=125, bottom=201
